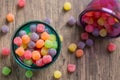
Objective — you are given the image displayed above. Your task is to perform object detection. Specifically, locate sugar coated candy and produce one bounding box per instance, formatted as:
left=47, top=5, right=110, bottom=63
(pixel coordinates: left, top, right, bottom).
left=1, top=47, right=10, bottom=56
left=63, top=2, right=71, bottom=11
left=36, top=24, right=45, bottom=33
left=54, top=70, right=62, bottom=79
left=67, top=64, right=76, bottom=73
left=68, top=43, right=77, bottom=53
left=24, top=50, right=32, bottom=60
left=1, top=25, right=9, bottom=34
left=22, top=35, right=30, bottom=44
left=25, top=70, right=33, bottom=78
left=42, top=55, right=52, bottom=64
left=41, top=32, right=50, bottom=40
left=36, top=59, right=45, bottom=67
left=24, top=59, right=33, bottom=66
left=6, top=13, right=14, bottom=22
left=36, top=39, right=44, bottom=48
left=32, top=51, right=41, bottom=60
left=28, top=41, right=36, bottom=49
left=43, top=18, right=51, bottom=24
left=30, top=32, right=39, bottom=41
left=14, top=37, right=22, bottom=46
left=15, top=47, right=25, bottom=56
left=81, top=32, right=89, bottom=40
left=2, top=67, right=11, bottom=76
left=107, top=43, right=116, bottom=52
left=30, top=24, right=36, bottom=32
left=18, top=0, right=26, bottom=8
left=75, top=49, right=84, bottom=58
left=48, top=48, right=57, bottom=57
left=19, top=30, right=26, bottom=37
left=85, top=39, right=94, bottom=47
left=77, top=41, right=86, bottom=49
left=67, top=16, right=76, bottom=26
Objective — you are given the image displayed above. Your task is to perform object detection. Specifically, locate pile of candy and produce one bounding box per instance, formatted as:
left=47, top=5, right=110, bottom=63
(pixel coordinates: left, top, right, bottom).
left=82, top=11, right=120, bottom=37
left=13, top=23, right=59, bottom=67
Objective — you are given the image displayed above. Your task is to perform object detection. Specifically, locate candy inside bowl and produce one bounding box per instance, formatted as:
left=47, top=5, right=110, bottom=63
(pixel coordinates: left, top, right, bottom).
left=11, top=20, right=61, bottom=70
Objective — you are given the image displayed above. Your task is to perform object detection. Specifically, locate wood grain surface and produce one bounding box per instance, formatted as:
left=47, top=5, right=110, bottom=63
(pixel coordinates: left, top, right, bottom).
left=0, top=0, right=120, bottom=80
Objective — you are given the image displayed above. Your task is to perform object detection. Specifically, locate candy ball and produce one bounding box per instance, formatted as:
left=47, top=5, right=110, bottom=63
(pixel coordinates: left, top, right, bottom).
left=28, top=41, right=36, bottom=49
left=85, top=39, right=94, bottom=47
left=13, top=37, right=22, bottom=46
left=43, top=18, right=51, bottom=24
left=30, top=32, right=39, bottom=41
left=44, top=40, right=53, bottom=48
left=75, top=49, right=84, bottom=58
left=25, top=70, right=33, bottom=78
left=2, top=67, right=11, bottom=76
left=77, top=41, right=86, bottom=49
left=15, top=47, right=25, bottom=56
left=24, top=59, right=33, bottom=66
left=85, top=25, right=94, bottom=33
left=32, top=51, right=41, bottom=60
left=36, top=24, right=45, bottom=33
left=22, top=35, right=30, bottom=44
left=1, top=47, right=10, bottom=56
left=41, top=47, right=48, bottom=56
left=42, top=55, right=52, bottom=64
left=67, top=16, right=76, bottom=26
left=107, top=43, right=116, bottom=52
left=48, top=48, right=57, bottom=57
left=63, top=2, right=71, bottom=11
left=18, top=0, right=25, bottom=8
left=30, top=24, right=36, bottom=32
left=81, top=32, right=89, bottom=40
left=68, top=43, right=77, bottom=53
left=6, top=13, right=14, bottom=22
left=41, top=32, right=50, bottom=40
left=19, top=30, right=26, bottom=37
left=36, top=59, right=45, bottom=67
left=36, top=39, right=44, bottom=48
left=67, top=64, right=76, bottom=73
left=54, top=70, right=62, bottom=79
left=24, top=50, right=32, bottom=60
left=1, top=25, right=9, bottom=34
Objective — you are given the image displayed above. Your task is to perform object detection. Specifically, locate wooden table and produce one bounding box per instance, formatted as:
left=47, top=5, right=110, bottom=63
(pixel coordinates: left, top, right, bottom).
left=1, top=0, right=120, bottom=80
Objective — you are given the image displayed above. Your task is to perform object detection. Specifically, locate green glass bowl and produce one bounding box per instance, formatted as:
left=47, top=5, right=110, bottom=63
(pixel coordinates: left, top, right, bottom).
left=11, top=20, right=61, bottom=70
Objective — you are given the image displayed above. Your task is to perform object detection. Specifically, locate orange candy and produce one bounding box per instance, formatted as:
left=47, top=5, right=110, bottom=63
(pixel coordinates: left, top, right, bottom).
left=15, top=47, right=25, bottom=56
left=32, top=51, right=41, bottom=60
left=36, top=39, right=44, bottom=48
left=75, top=49, right=84, bottom=58
left=41, top=32, right=50, bottom=40
left=6, top=13, right=14, bottom=22
left=22, top=35, right=30, bottom=44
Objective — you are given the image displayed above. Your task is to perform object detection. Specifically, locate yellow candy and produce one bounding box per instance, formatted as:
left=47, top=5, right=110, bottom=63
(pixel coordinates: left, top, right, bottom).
left=59, top=35, right=63, bottom=42
left=114, top=18, right=119, bottom=23
left=54, top=70, right=62, bottom=79
left=68, top=43, right=77, bottom=53
left=99, top=29, right=107, bottom=37
left=97, top=17, right=105, bottom=26
left=41, top=47, right=48, bottom=56
left=21, top=44, right=27, bottom=49
left=63, top=2, right=71, bottom=11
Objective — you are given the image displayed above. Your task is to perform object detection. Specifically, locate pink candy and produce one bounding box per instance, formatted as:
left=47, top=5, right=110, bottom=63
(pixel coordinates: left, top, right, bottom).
left=13, top=37, right=22, bottom=46
left=107, top=43, right=116, bottom=52
left=36, top=24, right=45, bottom=33
left=18, top=0, right=25, bottom=8
left=67, top=64, right=76, bottom=73
left=85, top=25, right=94, bottom=33
left=36, top=59, right=45, bottom=67
left=42, top=55, right=52, bottom=64
left=81, top=32, right=89, bottom=40
left=1, top=48, right=10, bottom=56
left=24, top=50, right=32, bottom=60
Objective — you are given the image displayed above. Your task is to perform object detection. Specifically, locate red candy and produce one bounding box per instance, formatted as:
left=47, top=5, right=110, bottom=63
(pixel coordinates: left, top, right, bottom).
left=36, top=59, right=45, bottom=67
left=42, top=55, right=52, bottom=64
left=13, top=37, right=22, bottom=46
left=1, top=48, right=10, bottom=56
left=67, top=64, right=76, bottom=73
left=24, top=50, right=32, bottom=60
left=36, top=24, right=45, bottom=33
left=81, top=32, right=89, bottom=40
left=18, top=0, right=25, bottom=8
left=107, top=43, right=116, bottom=52
left=85, top=25, right=94, bottom=33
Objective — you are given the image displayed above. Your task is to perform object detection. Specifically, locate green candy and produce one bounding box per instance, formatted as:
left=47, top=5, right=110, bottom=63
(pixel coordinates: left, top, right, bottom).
left=24, top=59, right=33, bottom=66
left=44, top=40, right=53, bottom=48
left=52, top=41, right=58, bottom=49
left=25, top=70, right=33, bottom=78
left=2, top=67, right=11, bottom=76
left=49, top=34, right=56, bottom=41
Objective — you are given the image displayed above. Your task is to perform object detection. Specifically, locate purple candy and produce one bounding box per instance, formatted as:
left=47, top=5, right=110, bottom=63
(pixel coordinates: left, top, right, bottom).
left=30, top=24, right=36, bottom=32
left=30, top=32, right=39, bottom=41
left=77, top=41, right=86, bottom=49
left=92, top=28, right=99, bottom=37
left=67, top=16, right=76, bottom=26
left=28, top=41, right=36, bottom=49
left=44, top=18, right=51, bottom=24
left=19, top=30, right=26, bottom=37
left=48, top=49, right=57, bottom=57
left=86, top=39, right=94, bottom=47
left=1, top=25, right=9, bottom=33
left=113, top=23, right=120, bottom=28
